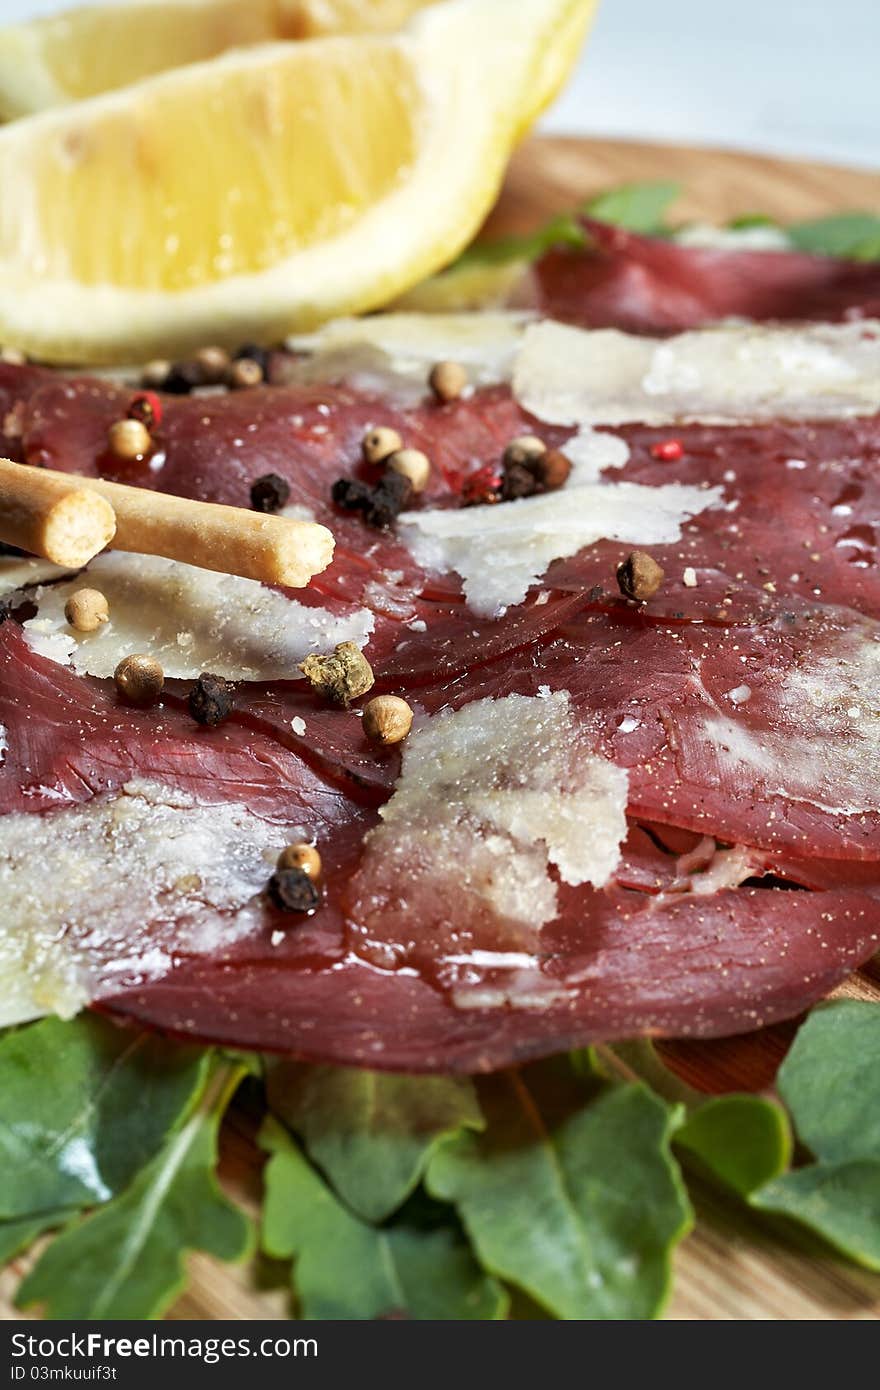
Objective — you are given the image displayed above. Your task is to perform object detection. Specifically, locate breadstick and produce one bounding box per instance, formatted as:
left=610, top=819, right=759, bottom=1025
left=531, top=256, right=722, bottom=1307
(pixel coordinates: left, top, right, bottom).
left=0, top=460, right=116, bottom=567
left=0, top=461, right=334, bottom=587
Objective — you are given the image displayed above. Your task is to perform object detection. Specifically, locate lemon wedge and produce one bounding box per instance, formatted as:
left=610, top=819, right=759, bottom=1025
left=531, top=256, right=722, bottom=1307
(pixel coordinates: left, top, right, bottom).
left=0, top=0, right=592, bottom=364
left=0, top=2, right=449, bottom=121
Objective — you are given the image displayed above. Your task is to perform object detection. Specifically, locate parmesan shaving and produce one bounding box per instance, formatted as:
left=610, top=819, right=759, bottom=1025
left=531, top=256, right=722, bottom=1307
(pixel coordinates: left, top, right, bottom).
left=0, top=554, right=72, bottom=599
left=674, top=223, right=793, bottom=252
left=22, top=552, right=373, bottom=681
left=399, top=432, right=719, bottom=617
left=287, top=311, right=529, bottom=398
left=514, top=319, right=880, bottom=426
left=0, top=779, right=304, bottom=1027
left=702, top=630, right=880, bottom=817
left=355, top=692, right=628, bottom=938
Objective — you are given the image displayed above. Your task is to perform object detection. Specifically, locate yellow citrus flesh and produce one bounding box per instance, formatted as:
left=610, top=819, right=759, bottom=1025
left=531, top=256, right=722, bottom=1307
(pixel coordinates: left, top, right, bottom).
left=0, top=0, right=594, bottom=364
left=290, top=0, right=443, bottom=37
left=524, top=0, right=598, bottom=126
left=25, top=45, right=419, bottom=293
left=0, top=1, right=443, bottom=120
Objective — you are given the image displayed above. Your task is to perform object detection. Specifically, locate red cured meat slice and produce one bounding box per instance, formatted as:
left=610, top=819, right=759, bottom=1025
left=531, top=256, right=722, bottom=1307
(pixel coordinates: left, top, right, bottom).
left=0, top=623, right=341, bottom=822
left=404, top=606, right=880, bottom=862
left=4, top=614, right=877, bottom=1069
left=535, top=219, right=880, bottom=334
left=3, top=370, right=583, bottom=678
left=96, top=844, right=877, bottom=1072
left=2, top=349, right=880, bottom=1066
left=9, top=363, right=880, bottom=639
left=546, top=413, right=880, bottom=626
left=9, top=373, right=534, bottom=507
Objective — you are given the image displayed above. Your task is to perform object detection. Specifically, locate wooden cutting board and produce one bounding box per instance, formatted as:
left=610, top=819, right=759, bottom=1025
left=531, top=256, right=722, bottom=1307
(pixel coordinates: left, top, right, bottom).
left=3, top=135, right=879, bottom=1325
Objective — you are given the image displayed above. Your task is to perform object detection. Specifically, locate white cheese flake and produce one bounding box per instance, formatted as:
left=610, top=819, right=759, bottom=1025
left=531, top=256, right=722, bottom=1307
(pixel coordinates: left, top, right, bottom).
left=281, top=502, right=316, bottom=523
left=357, top=692, right=628, bottom=938
left=674, top=222, right=793, bottom=252
left=0, top=555, right=72, bottom=600
left=727, top=684, right=752, bottom=705
left=287, top=311, right=529, bottom=400
left=514, top=319, right=880, bottom=426
left=399, top=433, right=720, bottom=617
left=22, top=552, right=373, bottom=681
left=702, top=630, right=880, bottom=817
left=0, top=779, right=304, bottom=1027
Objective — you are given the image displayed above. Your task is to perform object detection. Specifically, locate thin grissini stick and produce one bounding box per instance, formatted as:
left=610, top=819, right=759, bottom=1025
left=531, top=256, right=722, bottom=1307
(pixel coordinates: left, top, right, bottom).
left=0, top=462, right=335, bottom=587
left=90, top=475, right=335, bottom=586
left=0, top=458, right=116, bottom=567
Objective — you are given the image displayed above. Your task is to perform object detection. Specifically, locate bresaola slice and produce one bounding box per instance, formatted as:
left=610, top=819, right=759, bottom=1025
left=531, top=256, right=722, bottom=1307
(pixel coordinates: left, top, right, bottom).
left=544, top=412, right=880, bottom=627
left=0, top=622, right=343, bottom=820
left=94, top=815, right=877, bottom=1072
left=534, top=218, right=880, bottom=333
left=2, top=298, right=880, bottom=1065
left=2, top=610, right=877, bottom=1065
left=414, top=606, right=880, bottom=861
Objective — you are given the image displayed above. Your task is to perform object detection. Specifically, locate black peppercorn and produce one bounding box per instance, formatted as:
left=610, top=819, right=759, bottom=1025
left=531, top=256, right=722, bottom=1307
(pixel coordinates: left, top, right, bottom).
left=234, top=343, right=272, bottom=378
left=332, top=477, right=371, bottom=511
left=268, top=867, right=321, bottom=913
left=331, top=472, right=412, bottom=528
left=364, top=471, right=412, bottom=527
left=250, top=472, right=291, bottom=514
left=501, top=460, right=538, bottom=501
left=188, top=672, right=234, bottom=727
left=161, top=361, right=203, bottom=395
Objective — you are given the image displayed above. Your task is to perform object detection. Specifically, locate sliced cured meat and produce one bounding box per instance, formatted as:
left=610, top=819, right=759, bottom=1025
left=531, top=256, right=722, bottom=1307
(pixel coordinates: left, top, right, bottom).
left=2, top=331, right=880, bottom=1068
left=0, top=620, right=385, bottom=1028
left=0, top=622, right=342, bottom=821
left=546, top=412, right=880, bottom=626
left=534, top=219, right=880, bottom=334
left=7, top=357, right=880, bottom=631
left=3, top=367, right=583, bottom=676
left=4, top=615, right=877, bottom=1067
left=96, top=830, right=877, bottom=1072
left=407, top=605, right=880, bottom=862
left=9, top=372, right=536, bottom=509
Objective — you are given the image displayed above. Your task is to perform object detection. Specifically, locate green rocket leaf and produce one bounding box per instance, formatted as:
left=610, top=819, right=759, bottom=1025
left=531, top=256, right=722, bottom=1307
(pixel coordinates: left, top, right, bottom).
left=267, top=1062, right=482, bottom=1222
left=16, top=1062, right=251, bottom=1318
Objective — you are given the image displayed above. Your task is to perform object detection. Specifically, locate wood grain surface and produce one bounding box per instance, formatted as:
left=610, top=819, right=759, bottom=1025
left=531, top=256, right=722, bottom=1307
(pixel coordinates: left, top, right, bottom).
left=3, top=135, right=879, bottom=1324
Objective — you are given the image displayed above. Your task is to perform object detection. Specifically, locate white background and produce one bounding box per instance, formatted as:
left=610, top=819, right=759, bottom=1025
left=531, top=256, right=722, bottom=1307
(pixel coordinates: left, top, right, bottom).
left=2, top=0, right=878, bottom=170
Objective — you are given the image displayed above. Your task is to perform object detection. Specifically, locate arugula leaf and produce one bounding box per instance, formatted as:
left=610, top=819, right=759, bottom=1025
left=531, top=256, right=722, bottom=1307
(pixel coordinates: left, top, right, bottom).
left=260, top=1119, right=506, bottom=1320
left=0, top=1211, right=76, bottom=1264
left=584, top=181, right=680, bottom=234
left=750, top=1001, right=880, bottom=1267
left=453, top=181, right=680, bottom=273
left=771, top=1000, right=880, bottom=1164
left=788, top=213, right=880, bottom=261
left=727, top=213, right=779, bottom=230
left=456, top=212, right=587, bottom=269
left=16, top=1062, right=251, bottom=1319
left=0, top=1015, right=209, bottom=1221
left=266, top=1062, right=482, bottom=1222
left=676, top=1097, right=791, bottom=1197
left=605, top=1041, right=791, bottom=1197
left=427, top=1059, right=691, bottom=1319
left=754, top=1162, right=880, bottom=1268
